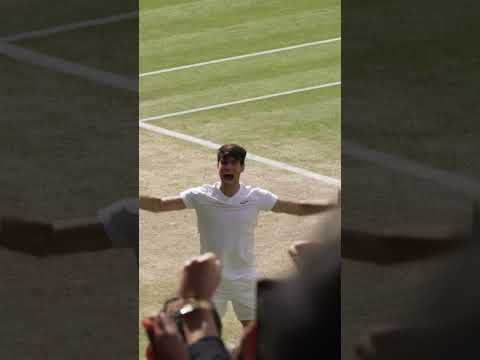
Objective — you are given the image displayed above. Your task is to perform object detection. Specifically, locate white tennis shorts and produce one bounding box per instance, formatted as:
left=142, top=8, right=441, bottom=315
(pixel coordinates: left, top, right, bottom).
left=212, top=277, right=256, bottom=321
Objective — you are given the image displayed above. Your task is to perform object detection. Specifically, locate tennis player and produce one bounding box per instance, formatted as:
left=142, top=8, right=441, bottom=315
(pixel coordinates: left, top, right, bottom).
left=140, top=144, right=338, bottom=327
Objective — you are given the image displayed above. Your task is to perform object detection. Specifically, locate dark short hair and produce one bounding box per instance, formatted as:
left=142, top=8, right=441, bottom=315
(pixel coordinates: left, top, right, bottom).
left=163, top=297, right=223, bottom=339
left=217, top=144, right=247, bottom=165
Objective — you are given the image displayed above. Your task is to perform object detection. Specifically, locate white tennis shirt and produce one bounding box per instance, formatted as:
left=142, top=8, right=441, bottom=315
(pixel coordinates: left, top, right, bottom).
left=181, top=182, right=278, bottom=281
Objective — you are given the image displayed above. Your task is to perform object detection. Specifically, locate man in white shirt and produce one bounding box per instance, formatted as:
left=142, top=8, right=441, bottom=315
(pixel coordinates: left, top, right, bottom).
left=140, top=144, right=338, bottom=327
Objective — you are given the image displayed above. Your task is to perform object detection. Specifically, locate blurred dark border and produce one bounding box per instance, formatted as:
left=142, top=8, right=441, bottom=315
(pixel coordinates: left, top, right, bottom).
left=0, top=1, right=138, bottom=358
left=342, top=0, right=479, bottom=359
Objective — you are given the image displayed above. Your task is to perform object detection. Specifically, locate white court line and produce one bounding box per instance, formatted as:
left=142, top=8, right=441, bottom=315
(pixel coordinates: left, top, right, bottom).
left=0, top=42, right=137, bottom=91
left=140, top=122, right=341, bottom=187
left=5, top=20, right=474, bottom=197
left=140, top=81, right=341, bottom=122
left=140, top=37, right=341, bottom=77
left=343, top=141, right=480, bottom=200
left=0, top=11, right=137, bottom=42
left=0, top=37, right=338, bottom=184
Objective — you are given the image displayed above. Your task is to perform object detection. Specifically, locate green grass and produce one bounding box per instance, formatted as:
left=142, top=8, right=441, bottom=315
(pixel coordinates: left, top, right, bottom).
left=140, top=0, right=340, bottom=71
left=149, top=87, right=340, bottom=176
left=140, top=42, right=340, bottom=115
left=140, top=0, right=340, bottom=355
left=140, top=0, right=340, bottom=176
left=139, top=41, right=340, bottom=177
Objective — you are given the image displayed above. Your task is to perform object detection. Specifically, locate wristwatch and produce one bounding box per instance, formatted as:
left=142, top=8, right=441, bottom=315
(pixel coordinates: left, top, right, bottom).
left=177, top=298, right=213, bottom=317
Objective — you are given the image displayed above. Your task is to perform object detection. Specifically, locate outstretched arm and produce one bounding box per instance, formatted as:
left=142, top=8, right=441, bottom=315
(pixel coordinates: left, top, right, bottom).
left=0, top=216, right=111, bottom=256
left=342, top=228, right=469, bottom=264
left=139, top=195, right=186, bottom=212
left=286, top=228, right=469, bottom=267
left=272, top=198, right=338, bottom=216
left=1, top=199, right=139, bottom=257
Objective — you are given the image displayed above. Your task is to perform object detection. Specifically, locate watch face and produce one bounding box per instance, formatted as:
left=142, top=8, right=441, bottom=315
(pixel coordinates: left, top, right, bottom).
left=179, top=304, right=194, bottom=316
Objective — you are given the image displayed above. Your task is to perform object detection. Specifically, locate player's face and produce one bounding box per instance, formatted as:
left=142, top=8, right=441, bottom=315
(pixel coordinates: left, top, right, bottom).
left=218, top=157, right=244, bottom=184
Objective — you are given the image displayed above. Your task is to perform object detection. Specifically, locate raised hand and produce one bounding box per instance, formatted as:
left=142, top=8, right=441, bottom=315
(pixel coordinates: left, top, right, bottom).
left=178, top=252, right=221, bottom=300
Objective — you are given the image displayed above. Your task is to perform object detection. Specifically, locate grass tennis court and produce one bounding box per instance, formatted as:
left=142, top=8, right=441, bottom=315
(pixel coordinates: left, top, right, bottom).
left=140, top=0, right=340, bottom=356
left=140, top=0, right=341, bottom=177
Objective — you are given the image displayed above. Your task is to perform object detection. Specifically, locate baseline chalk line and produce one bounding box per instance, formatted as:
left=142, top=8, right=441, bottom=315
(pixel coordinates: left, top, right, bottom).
left=140, top=37, right=341, bottom=77
left=140, top=81, right=341, bottom=122
left=140, top=122, right=341, bottom=187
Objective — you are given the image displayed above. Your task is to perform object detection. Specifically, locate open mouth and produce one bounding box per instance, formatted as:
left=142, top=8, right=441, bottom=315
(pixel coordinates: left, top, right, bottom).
left=222, top=174, right=234, bottom=181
